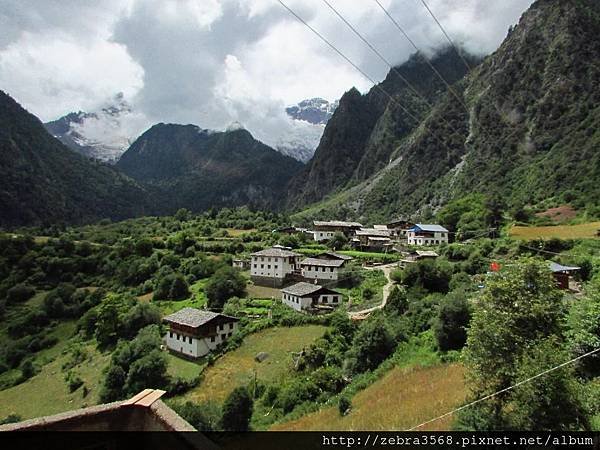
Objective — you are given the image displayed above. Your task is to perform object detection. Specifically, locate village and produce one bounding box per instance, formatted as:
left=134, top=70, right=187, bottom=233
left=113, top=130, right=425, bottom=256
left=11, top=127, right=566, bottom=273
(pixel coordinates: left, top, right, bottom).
left=160, top=218, right=580, bottom=361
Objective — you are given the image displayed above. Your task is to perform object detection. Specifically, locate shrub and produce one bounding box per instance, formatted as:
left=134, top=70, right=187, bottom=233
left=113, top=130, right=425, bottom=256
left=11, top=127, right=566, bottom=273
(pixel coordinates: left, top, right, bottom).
left=220, top=386, right=253, bottom=431
left=338, top=396, right=351, bottom=416
left=6, top=284, right=35, bottom=304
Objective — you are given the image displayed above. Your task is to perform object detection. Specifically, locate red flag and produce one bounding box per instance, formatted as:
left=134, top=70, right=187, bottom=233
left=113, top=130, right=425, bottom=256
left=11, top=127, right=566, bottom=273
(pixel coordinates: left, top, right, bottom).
left=490, top=261, right=501, bottom=272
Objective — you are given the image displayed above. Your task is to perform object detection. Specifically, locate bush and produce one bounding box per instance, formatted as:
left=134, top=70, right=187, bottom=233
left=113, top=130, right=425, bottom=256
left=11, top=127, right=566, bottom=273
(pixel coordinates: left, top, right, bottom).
left=65, top=371, right=84, bottom=392
left=433, top=290, right=472, bottom=351
left=171, top=401, right=220, bottom=431
left=205, top=267, right=246, bottom=310
left=6, top=284, right=35, bottom=304
left=220, top=386, right=253, bottom=431
left=338, top=396, right=351, bottom=416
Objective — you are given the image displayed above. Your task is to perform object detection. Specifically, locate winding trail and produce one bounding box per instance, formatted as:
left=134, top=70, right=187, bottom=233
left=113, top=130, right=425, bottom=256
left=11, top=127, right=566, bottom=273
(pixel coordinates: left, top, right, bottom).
left=348, top=262, right=398, bottom=319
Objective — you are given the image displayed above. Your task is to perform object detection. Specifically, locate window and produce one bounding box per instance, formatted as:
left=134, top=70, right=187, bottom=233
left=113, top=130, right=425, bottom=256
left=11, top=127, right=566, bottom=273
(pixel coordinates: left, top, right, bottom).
left=267, top=265, right=271, bottom=269
left=260, top=264, right=264, bottom=269
left=322, top=296, right=328, bottom=303
left=253, top=264, right=257, bottom=268
left=210, top=336, right=216, bottom=342
left=229, top=323, right=234, bottom=329
left=169, top=332, right=173, bottom=338
left=274, top=265, right=278, bottom=269
left=332, top=296, right=338, bottom=303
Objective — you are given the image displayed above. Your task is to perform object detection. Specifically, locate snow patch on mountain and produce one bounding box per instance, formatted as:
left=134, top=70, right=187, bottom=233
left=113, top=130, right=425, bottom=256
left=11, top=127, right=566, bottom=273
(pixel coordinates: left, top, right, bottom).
left=285, top=97, right=339, bottom=125
left=44, top=93, right=150, bottom=163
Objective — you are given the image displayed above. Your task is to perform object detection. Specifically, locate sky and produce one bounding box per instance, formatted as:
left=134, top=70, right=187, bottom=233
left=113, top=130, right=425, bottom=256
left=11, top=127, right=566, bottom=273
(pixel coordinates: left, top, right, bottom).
left=0, top=0, right=535, bottom=149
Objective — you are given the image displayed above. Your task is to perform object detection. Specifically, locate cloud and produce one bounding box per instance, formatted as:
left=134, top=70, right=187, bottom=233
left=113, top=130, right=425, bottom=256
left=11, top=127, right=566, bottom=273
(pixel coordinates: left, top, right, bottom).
left=0, top=0, right=535, bottom=150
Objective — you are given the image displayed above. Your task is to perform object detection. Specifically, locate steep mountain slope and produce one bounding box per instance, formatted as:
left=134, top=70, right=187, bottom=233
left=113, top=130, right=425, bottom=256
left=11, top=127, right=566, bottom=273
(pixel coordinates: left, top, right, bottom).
left=287, top=48, right=478, bottom=207
left=117, top=123, right=303, bottom=212
left=44, top=94, right=146, bottom=163
left=292, top=0, right=600, bottom=223
left=0, top=91, right=154, bottom=227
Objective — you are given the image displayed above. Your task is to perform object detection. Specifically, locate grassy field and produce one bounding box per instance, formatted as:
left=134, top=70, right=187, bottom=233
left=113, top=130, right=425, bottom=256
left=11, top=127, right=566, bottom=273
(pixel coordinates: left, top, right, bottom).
left=178, top=325, right=326, bottom=405
left=510, top=221, right=600, bottom=240
left=151, top=279, right=208, bottom=315
left=271, top=364, right=465, bottom=431
left=0, top=343, right=110, bottom=421
left=167, top=353, right=204, bottom=382
left=246, top=284, right=280, bottom=299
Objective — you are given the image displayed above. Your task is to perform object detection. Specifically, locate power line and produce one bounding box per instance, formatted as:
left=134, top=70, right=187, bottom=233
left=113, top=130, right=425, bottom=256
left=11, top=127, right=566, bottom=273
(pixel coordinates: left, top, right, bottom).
left=407, top=345, right=600, bottom=430
left=418, top=0, right=473, bottom=72
left=275, top=0, right=423, bottom=128
left=276, top=0, right=466, bottom=156
left=372, top=0, right=469, bottom=112
left=319, top=0, right=467, bottom=141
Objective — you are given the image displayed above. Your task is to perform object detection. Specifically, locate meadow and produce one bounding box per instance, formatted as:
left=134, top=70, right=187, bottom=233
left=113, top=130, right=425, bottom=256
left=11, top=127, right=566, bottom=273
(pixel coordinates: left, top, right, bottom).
left=271, top=363, right=465, bottom=431
left=510, top=222, right=600, bottom=240
left=179, top=325, right=326, bottom=405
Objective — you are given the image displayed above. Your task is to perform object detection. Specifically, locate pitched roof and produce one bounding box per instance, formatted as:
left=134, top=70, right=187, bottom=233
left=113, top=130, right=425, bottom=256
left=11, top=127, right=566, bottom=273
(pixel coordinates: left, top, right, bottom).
left=387, top=217, right=412, bottom=226
left=373, top=225, right=389, bottom=230
left=411, top=224, right=449, bottom=233
left=368, top=236, right=392, bottom=242
left=313, top=220, right=363, bottom=228
left=300, top=257, right=345, bottom=267
left=356, top=228, right=392, bottom=237
left=251, top=247, right=300, bottom=257
left=282, top=282, right=339, bottom=297
left=163, top=307, right=238, bottom=328
left=316, top=251, right=353, bottom=261
left=416, top=250, right=439, bottom=257
left=550, top=262, right=580, bottom=273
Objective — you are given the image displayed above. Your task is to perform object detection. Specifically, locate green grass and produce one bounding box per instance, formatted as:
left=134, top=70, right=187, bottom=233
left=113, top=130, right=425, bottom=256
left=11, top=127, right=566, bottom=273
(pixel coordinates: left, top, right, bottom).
left=167, top=353, right=204, bottom=382
left=178, top=325, right=326, bottom=405
left=0, top=343, right=110, bottom=421
left=336, top=269, right=387, bottom=311
left=153, top=279, right=208, bottom=315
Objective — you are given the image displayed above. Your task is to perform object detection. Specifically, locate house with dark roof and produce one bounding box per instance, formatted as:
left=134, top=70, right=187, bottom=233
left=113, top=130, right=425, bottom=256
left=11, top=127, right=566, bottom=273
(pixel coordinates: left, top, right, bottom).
left=355, top=228, right=393, bottom=249
left=250, top=245, right=301, bottom=287
left=407, top=224, right=449, bottom=246
left=550, top=262, right=580, bottom=290
left=299, top=257, right=346, bottom=282
left=387, top=218, right=415, bottom=237
left=163, top=307, right=239, bottom=359
left=281, top=282, right=343, bottom=312
left=313, top=220, right=363, bottom=242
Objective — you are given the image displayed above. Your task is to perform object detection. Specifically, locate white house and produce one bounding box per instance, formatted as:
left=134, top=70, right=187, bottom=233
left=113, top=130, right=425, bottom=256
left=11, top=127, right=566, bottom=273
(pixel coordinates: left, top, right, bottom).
left=250, top=246, right=301, bottom=287
left=313, top=220, right=363, bottom=242
left=406, top=224, right=449, bottom=246
left=163, top=308, right=239, bottom=359
left=300, top=257, right=345, bottom=282
left=281, top=282, right=343, bottom=312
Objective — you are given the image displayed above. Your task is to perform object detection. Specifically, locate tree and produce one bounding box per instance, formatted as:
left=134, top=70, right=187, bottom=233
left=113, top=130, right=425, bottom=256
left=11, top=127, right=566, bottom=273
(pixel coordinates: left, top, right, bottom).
left=456, top=259, right=566, bottom=429
left=153, top=273, right=189, bottom=301
left=172, top=401, right=220, bottom=431
left=205, top=267, right=246, bottom=310
left=220, top=386, right=253, bottom=431
left=338, top=396, right=351, bottom=416
left=401, top=259, right=452, bottom=293
left=348, top=315, right=395, bottom=374
left=327, top=232, right=348, bottom=250
left=508, top=338, right=589, bottom=430
left=385, top=286, right=408, bottom=315
left=566, top=285, right=600, bottom=378
left=433, top=290, right=471, bottom=351
left=6, top=284, right=35, bottom=304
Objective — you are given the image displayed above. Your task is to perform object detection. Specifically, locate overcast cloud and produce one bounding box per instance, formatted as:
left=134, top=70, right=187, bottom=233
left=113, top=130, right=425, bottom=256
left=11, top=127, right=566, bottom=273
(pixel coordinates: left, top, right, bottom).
left=0, top=0, right=535, bottom=149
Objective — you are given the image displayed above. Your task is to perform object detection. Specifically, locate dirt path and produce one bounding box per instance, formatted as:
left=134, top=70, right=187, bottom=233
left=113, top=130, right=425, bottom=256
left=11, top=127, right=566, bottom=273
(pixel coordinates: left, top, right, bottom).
left=348, top=262, right=398, bottom=319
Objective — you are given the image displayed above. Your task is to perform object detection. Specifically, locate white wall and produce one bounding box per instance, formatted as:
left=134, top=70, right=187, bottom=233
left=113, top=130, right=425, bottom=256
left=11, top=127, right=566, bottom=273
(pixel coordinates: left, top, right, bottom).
left=281, top=292, right=342, bottom=311
left=314, top=231, right=335, bottom=242
left=281, top=292, right=312, bottom=311
left=301, top=265, right=338, bottom=281
left=407, top=231, right=448, bottom=246
left=251, top=255, right=296, bottom=279
left=164, top=322, right=238, bottom=358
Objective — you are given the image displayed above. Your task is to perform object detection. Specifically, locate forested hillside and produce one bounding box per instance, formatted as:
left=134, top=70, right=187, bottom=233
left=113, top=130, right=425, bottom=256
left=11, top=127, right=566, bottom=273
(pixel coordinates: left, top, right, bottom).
left=287, top=48, right=478, bottom=208
left=0, top=91, right=156, bottom=227
left=291, top=0, right=600, bottom=223
left=117, top=124, right=304, bottom=213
